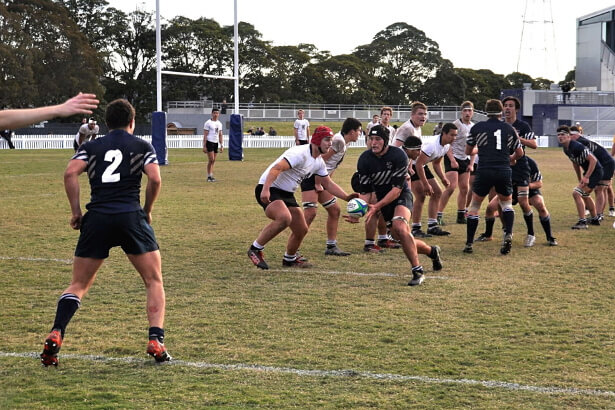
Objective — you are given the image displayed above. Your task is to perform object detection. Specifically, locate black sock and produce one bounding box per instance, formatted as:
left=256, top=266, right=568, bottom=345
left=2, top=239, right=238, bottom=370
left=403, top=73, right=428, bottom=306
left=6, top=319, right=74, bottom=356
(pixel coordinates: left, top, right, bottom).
left=502, top=209, right=515, bottom=234
left=52, top=293, right=81, bottom=338
left=524, top=211, right=534, bottom=236
left=429, top=246, right=437, bottom=259
left=149, top=327, right=165, bottom=343
left=484, top=217, right=496, bottom=237
left=540, top=215, right=553, bottom=240
left=466, top=215, right=479, bottom=244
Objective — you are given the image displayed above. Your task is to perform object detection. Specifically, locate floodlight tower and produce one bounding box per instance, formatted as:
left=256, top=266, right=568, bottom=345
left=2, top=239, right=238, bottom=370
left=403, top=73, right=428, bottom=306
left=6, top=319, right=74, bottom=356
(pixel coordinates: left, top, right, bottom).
left=516, top=0, right=558, bottom=81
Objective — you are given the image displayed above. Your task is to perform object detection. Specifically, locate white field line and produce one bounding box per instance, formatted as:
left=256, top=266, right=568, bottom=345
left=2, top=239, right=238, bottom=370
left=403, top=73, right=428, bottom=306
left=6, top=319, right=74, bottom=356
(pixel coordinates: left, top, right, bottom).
left=1, top=351, right=613, bottom=398
left=0, top=256, right=72, bottom=264
left=273, top=269, right=450, bottom=280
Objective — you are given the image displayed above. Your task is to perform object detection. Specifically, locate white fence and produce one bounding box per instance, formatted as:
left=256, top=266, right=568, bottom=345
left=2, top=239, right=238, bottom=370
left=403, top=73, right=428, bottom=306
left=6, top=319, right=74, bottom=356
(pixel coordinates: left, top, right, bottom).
left=0, top=134, right=611, bottom=150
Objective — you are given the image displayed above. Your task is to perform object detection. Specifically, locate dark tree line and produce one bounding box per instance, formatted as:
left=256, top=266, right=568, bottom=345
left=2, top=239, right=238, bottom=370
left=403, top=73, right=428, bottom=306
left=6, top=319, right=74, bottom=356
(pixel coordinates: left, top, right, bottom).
left=0, top=0, right=570, bottom=122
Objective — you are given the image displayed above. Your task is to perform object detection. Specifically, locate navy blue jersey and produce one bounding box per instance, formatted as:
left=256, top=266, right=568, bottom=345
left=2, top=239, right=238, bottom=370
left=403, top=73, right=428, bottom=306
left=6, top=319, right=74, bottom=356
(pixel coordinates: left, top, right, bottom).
left=72, top=129, right=159, bottom=214
left=563, top=140, right=603, bottom=173
left=511, top=119, right=534, bottom=167
left=526, top=156, right=541, bottom=183
left=467, top=118, right=521, bottom=169
left=576, top=136, right=613, bottom=167
left=356, top=146, right=409, bottom=201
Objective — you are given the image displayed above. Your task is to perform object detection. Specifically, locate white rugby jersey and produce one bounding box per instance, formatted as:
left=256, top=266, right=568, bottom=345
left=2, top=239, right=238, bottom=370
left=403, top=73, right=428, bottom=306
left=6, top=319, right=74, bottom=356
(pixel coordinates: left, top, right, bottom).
left=74, top=123, right=99, bottom=144
left=204, top=119, right=223, bottom=143
left=421, top=135, right=450, bottom=163
left=451, top=118, right=474, bottom=160
left=294, top=118, right=310, bottom=141
left=324, top=132, right=348, bottom=173
left=258, top=145, right=328, bottom=192
left=394, top=119, right=422, bottom=145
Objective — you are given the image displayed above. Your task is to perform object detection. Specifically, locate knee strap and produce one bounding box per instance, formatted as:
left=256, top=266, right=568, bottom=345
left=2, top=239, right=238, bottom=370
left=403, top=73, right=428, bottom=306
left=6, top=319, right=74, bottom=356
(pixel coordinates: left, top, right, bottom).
left=321, top=197, right=337, bottom=208
left=517, top=189, right=529, bottom=198
left=468, top=199, right=482, bottom=213
left=499, top=199, right=513, bottom=212
left=302, top=201, right=318, bottom=209
left=573, top=187, right=585, bottom=197
left=390, top=215, right=408, bottom=225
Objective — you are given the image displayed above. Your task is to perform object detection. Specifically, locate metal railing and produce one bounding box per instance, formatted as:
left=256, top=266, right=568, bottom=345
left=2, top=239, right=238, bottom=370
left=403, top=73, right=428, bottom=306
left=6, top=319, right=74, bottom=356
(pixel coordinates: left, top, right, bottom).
left=4, top=134, right=611, bottom=150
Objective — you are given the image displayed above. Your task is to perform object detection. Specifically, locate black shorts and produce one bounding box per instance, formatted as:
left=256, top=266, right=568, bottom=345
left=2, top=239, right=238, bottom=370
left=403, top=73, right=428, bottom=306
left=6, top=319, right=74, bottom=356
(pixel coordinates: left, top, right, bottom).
left=75, top=210, right=159, bottom=259
left=586, top=167, right=603, bottom=189
left=297, top=139, right=308, bottom=145
left=205, top=141, right=219, bottom=153
left=511, top=160, right=530, bottom=187
left=473, top=167, right=513, bottom=197
left=444, top=156, right=470, bottom=174
left=255, top=184, right=299, bottom=211
left=410, top=164, right=434, bottom=182
left=600, top=158, right=615, bottom=180
left=512, top=186, right=541, bottom=205
left=380, top=189, right=414, bottom=224
left=300, top=174, right=317, bottom=192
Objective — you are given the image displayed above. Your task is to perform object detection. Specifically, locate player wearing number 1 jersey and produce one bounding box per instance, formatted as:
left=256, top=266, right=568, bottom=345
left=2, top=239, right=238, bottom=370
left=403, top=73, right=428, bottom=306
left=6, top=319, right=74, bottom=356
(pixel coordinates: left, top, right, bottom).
left=40, top=99, right=171, bottom=366
left=463, top=99, right=523, bottom=255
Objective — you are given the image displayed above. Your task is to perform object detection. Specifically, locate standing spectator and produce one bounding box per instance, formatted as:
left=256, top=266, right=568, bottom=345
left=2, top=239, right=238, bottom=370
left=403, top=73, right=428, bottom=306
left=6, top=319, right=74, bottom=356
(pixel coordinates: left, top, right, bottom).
left=74, top=118, right=99, bottom=151
left=220, top=99, right=228, bottom=114
left=433, top=122, right=443, bottom=135
left=294, top=109, right=310, bottom=145
left=203, top=108, right=223, bottom=182
left=247, top=126, right=356, bottom=270
left=561, top=82, right=571, bottom=104
left=0, top=129, right=15, bottom=149
left=463, top=99, right=523, bottom=255
left=40, top=99, right=170, bottom=366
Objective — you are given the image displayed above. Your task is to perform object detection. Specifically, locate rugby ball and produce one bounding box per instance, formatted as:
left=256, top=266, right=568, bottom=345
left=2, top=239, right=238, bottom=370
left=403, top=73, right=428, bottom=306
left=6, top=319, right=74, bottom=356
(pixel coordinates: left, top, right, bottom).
left=347, top=198, right=368, bottom=217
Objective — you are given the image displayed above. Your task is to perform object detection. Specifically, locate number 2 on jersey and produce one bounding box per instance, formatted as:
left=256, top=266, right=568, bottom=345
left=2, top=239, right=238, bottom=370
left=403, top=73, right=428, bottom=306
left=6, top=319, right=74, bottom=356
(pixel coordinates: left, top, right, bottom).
left=102, top=149, right=122, bottom=183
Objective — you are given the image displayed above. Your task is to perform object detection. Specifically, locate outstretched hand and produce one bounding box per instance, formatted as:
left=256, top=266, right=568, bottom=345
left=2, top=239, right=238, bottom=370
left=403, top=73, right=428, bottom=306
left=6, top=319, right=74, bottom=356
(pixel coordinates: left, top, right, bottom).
left=58, top=93, right=99, bottom=118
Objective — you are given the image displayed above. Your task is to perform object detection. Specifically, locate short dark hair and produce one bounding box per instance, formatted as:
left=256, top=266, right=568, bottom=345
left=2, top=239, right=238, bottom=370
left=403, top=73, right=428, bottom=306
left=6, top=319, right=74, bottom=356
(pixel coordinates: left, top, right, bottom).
left=341, top=117, right=362, bottom=135
left=502, top=96, right=521, bottom=110
left=211, top=108, right=219, bottom=114
left=557, top=125, right=570, bottom=134
left=105, top=99, right=135, bottom=130
left=441, top=122, right=457, bottom=135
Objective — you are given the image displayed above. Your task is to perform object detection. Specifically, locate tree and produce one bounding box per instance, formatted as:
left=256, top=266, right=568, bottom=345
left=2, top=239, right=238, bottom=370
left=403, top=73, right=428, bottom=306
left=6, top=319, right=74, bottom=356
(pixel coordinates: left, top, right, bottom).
left=0, top=0, right=104, bottom=113
left=354, top=23, right=444, bottom=104
left=420, top=59, right=466, bottom=105
left=455, top=68, right=506, bottom=110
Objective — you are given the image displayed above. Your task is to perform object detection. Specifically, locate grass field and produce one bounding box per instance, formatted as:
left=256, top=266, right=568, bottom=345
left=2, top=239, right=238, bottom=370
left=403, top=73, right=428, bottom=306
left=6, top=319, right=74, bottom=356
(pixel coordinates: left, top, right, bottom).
left=1, top=147, right=614, bottom=408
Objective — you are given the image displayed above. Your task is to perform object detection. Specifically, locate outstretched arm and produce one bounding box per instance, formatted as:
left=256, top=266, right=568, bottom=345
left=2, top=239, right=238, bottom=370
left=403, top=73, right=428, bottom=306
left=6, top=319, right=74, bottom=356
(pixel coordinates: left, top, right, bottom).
left=0, top=93, right=98, bottom=130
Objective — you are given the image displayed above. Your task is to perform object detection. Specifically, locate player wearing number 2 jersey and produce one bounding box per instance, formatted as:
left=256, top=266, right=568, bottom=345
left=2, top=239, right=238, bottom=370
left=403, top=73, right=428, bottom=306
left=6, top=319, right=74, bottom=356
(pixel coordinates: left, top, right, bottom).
left=40, top=99, right=171, bottom=367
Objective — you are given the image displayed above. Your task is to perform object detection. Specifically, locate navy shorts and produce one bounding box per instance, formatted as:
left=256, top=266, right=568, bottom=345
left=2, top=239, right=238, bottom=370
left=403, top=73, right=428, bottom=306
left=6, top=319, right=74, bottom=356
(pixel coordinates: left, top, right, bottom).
left=205, top=141, right=219, bottom=153
left=586, top=167, right=603, bottom=189
left=473, top=167, right=513, bottom=197
left=380, top=189, right=414, bottom=225
left=255, top=184, right=299, bottom=211
left=297, top=139, right=308, bottom=145
left=511, top=159, right=530, bottom=187
left=512, top=186, right=541, bottom=205
left=410, top=164, right=434, bottom=182
left=75, top=210, right=159, bottom=259
left=600, top=158, right=615, bottom=180
left=444, top=156, right=470, bottom=174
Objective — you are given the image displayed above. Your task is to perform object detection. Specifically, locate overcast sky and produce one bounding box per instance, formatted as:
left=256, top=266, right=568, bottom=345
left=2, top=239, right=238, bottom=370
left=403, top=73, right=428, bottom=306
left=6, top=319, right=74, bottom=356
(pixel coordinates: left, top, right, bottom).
left=108, top=0, right=615, bottom=83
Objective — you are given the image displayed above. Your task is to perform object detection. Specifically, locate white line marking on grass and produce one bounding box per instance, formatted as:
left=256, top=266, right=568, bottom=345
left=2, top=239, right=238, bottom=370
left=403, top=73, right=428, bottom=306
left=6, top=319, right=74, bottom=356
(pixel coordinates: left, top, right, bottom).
left=273, top=269, right=450, bottom=280
left=2, top=351, right=613, bottom=397
left=0, top=256, right=72, bottom=264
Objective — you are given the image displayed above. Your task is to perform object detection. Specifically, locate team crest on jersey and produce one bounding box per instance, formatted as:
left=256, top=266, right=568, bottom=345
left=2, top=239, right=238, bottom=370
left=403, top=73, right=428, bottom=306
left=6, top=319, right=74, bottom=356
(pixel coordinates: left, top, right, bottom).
left=386, top=161, right=393, bottom=170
